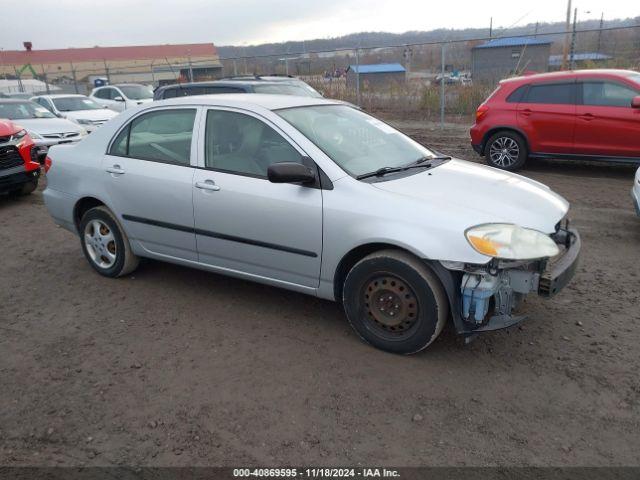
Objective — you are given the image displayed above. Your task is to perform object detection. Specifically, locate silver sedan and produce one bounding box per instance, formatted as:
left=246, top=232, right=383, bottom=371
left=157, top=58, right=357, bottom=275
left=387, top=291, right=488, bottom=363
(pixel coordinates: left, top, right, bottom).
left=43, top=94, right=580, bottom=354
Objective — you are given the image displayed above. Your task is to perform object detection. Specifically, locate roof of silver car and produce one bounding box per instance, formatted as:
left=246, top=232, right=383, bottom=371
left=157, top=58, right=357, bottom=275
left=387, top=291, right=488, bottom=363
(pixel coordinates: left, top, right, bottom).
left=156, top=93, right=342, bottom=111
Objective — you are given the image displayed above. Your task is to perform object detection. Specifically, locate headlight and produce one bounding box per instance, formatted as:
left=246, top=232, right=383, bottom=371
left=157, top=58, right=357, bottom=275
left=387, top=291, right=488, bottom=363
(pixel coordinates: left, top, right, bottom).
left=11, top=129, right=28, bottom=140
left=465, top=223, right=559, bottom=260
left=26, top=129, right=43, bottom=140
left=76, top=119, right=93, bottom=125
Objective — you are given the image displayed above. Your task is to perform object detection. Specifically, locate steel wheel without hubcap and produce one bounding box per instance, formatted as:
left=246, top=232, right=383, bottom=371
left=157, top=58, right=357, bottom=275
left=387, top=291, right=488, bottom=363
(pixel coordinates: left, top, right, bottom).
left=363, top=274, right=419, bottom=339
left=84, top=219, right=117, bottom=269
left=489, top=136, right=520, bottom=168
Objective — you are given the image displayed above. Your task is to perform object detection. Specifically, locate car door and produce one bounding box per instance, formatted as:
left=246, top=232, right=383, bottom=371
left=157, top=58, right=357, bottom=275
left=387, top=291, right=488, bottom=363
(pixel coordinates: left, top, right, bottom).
left=192, top=107, right=323, bottom=289
left=517, top=80, right=577, bottom=154
left=574, top=79, right=640, bottom=157
left=103, top=107, right=200, bottom=260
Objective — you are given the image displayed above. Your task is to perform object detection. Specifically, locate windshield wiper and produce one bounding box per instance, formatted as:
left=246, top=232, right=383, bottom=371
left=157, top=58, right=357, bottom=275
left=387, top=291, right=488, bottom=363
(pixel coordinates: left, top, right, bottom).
left=356, top=155, right=451, bottom=180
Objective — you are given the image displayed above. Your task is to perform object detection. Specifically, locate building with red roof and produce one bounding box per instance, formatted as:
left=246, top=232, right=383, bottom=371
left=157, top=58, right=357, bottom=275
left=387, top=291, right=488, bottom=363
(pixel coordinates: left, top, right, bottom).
left=0, top=42, right=222, bottom=87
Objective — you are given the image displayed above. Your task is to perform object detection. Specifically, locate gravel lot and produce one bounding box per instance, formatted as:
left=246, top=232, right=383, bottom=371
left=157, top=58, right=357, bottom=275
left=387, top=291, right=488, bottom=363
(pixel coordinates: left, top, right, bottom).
left=1, top=119, right=639, bottom=467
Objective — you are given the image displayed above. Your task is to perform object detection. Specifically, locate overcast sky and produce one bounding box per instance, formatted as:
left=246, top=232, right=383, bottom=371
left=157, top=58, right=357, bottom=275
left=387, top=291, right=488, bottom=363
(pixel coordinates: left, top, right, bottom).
left=2, top=0, right=636, bottom=50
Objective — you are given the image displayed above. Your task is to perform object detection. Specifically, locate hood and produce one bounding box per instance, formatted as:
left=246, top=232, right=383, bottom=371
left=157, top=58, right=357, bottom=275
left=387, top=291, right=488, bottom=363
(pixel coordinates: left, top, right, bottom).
left=13, top=117, right=85, bottom=136
left=372, top=159, right=569, bottom=233
left=63, top=109, right=118, bottom=122
left=0, top=119, right=20, bottom=136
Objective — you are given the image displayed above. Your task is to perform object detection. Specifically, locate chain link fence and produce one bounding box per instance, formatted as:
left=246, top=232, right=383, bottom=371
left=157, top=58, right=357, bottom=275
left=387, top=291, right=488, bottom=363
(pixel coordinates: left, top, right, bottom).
left=2, top=25, right=639, bottom=122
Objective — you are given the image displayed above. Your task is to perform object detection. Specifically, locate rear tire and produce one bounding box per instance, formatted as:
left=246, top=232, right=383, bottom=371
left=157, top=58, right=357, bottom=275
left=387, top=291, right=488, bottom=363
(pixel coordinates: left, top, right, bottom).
left=485, top=131, right=528, bottom=171
left=79, top=206, right=139, bottom=278
left=342, top=250, right=448, bottom=355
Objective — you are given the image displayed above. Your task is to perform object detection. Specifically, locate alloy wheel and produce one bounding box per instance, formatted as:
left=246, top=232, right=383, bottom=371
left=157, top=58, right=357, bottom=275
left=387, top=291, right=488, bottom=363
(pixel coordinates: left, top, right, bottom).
left=489, top=137, right=520, bottom=167
left=84, top=220, right=117, bottom=269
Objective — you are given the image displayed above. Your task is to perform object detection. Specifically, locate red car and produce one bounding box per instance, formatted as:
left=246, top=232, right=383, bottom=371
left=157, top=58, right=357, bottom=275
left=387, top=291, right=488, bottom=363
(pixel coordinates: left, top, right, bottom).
left=0, top=119, right=44, bottom=195
left=470, top=69, right=640, bottom=170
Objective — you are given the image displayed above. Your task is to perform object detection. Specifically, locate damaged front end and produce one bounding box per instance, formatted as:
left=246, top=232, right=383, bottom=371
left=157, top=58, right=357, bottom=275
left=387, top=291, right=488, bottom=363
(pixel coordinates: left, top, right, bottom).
left=439, top=221, right=581, bottom=341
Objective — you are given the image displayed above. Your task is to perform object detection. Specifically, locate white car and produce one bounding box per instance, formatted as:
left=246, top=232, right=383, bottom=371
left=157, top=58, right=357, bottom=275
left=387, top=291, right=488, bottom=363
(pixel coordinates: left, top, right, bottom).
left=0, top=99, right=87, bottom=149
left=31, top=94, right=118, bottom=133
left=633, top=167, right=640, bottom=217
left=89, top=84, right=154, bottom=112
left=43, top=94, right=580, bottom=354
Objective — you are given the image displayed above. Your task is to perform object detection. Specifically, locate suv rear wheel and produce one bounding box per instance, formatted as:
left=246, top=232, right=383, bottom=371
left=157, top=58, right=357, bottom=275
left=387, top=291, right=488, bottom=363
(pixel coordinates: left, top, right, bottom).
left=485, top=131, right=528, bottom=171
left=342, top=250, right=448, bottom=354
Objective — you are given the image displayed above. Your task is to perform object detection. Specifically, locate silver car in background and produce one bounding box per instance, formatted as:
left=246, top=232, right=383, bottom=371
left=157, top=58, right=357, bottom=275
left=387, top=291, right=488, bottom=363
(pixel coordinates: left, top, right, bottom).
left=43, top=94, right=579, bottom=354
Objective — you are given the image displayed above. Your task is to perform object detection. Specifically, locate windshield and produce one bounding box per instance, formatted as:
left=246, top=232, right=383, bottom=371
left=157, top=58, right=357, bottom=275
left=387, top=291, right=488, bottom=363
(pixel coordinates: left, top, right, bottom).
left=119, top=85, right=154, bottom=100
left=0, top=101, right=56, bottom=120
left=626, top=73, right=640, bottom=87
left=254, top=83, right=322, bottom=98
left=52, top=96, right=104, bottom=111
left=277, top=105, right=436, bottom=177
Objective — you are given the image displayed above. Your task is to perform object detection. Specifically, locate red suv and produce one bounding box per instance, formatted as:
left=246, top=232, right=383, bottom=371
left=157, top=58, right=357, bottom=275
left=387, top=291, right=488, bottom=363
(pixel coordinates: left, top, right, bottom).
left=0, top=119, right=44, bottom=195
left=470, top=69, right=640, bottom=170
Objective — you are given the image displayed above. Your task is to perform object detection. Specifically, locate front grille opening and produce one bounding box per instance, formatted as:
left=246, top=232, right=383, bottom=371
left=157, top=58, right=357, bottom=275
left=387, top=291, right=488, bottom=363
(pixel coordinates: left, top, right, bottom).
left=0, top=146, right=24, bottom=170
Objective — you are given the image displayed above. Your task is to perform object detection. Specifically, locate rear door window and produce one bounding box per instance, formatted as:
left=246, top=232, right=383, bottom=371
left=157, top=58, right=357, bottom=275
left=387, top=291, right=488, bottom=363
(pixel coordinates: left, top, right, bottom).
left=524, top=83, right=576, bottom=105
left=109, top=109, right=196, bottom=165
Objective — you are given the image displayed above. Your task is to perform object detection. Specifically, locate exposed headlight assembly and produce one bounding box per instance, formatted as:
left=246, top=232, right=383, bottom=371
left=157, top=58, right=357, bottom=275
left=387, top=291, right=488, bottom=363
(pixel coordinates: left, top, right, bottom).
left=465, top=223, right=559, bottom=260
left=76, top=119, right=93, bottom=125
left=26, top=129, right=43, bottom=140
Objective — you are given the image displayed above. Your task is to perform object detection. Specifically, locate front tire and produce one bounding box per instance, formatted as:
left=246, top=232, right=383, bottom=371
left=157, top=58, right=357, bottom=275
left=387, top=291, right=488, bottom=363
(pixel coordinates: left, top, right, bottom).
left=79, top=206, right=139, bottom=278
left=485, top=131, right=527, bottom=171
left=19, top=178, right=38, bottom=195
left=343, top=250, right=449, bottom=355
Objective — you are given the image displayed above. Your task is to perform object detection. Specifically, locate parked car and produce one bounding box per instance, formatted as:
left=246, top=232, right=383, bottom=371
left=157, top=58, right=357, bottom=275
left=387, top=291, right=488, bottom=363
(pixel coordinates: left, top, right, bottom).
left=90, top=84, right=154, bottom=112
left=0, top=119, right=45, bottom=195
left=30, top=94, right=118, bottom=133
left=633, top=167, right=640, bottom=217
left=471, top=69, right=640, bottom=170
left=43, top=94, right=580, bottom=354
left=154, top=76, right=322, bottom=100
left=6, top=92, right=34, bottom=100
left=0, top=99, right=87, bottom=152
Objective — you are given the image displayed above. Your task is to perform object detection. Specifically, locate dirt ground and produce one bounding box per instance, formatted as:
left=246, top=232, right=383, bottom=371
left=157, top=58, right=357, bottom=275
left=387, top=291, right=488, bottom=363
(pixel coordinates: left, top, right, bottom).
left=1, top=119, right=639, bottom=467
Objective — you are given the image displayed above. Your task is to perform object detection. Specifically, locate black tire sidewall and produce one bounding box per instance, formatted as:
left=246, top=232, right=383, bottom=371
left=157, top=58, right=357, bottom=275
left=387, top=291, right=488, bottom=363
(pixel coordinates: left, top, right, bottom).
left=343, top=256, right=442, bottom=354
left=485, top=131, right=527, bottom=171
left=79, top=208, right=127, bottom=278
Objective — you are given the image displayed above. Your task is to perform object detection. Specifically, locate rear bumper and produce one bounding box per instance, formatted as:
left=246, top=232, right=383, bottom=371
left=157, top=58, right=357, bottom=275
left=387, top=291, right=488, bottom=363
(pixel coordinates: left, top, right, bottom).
left=0, top=168, right=39, bottom=193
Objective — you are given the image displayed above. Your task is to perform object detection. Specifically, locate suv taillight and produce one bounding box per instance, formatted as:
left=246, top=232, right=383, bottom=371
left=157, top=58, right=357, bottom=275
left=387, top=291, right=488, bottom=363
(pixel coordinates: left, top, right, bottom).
left=476, top=104, right=489, bottom=121
left=44, top=156, right=52, bottom=173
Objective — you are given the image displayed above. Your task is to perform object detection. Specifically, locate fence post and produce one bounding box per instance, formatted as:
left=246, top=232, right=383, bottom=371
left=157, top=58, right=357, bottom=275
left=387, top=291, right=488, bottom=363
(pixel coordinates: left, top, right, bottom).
left=440, top=43, right=446, bottom=127
left=41, top=64, right=50, bottom=94
left=233, top=59, right=238, bottom=76
left=355, top=48, right=361, bottom=107
left=103, top=60, right=111, bottom=84
left=70, top=62, right=79, bottom=94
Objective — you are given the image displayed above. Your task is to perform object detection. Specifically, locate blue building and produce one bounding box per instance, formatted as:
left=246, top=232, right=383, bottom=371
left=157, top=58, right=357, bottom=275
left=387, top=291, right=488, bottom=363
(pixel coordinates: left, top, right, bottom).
left=472, top=37, right=552, bottom=84
left=346, top=63, right=406, bottom=88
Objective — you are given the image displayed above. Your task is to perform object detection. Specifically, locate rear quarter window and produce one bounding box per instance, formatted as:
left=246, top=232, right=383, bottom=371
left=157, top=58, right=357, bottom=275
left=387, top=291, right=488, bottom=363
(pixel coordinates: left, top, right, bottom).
left=506, top=85, right=529, bottom=103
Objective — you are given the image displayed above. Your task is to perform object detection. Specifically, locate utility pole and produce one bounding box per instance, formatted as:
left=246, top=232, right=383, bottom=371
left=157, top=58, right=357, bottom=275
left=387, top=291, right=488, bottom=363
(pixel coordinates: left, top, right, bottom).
left=534, top=21, right=539, bottom=36
left=440, top=43, right=446, bottom=128
left=489, top=17, right=493, bottom=38
left=569, top=8, right=578, bottom=69
left=355, top=48, right=361, bottom=107
left=597, top=12, right=604, bottom=53
left=561, top=0, right=572, bottom=70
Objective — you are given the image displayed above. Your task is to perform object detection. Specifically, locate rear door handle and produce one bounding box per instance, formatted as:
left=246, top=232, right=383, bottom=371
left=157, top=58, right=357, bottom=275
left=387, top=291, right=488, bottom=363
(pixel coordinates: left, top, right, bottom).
left=106, top=165, right=125, bottom=175
left=521, top=108, right=532, bottom=116
left=579, top=113, right=595, bottom=121
left=195, top=180, right=221, bottom=192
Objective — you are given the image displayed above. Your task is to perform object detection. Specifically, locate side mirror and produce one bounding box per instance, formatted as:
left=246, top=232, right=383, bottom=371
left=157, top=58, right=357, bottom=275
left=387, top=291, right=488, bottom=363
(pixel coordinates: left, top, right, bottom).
left=267, top=162, right=316, bottom=184
left=114, top=96, right=125, bottom=102
left=632, top=96, right=640, bottom=109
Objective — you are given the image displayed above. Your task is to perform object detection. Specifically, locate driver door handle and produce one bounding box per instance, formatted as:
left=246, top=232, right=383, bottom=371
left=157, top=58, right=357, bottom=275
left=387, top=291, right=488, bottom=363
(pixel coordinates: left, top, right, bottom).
left=106, top=165, right=125, bottom=175
left=195, top=180, right=221, bottom=192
